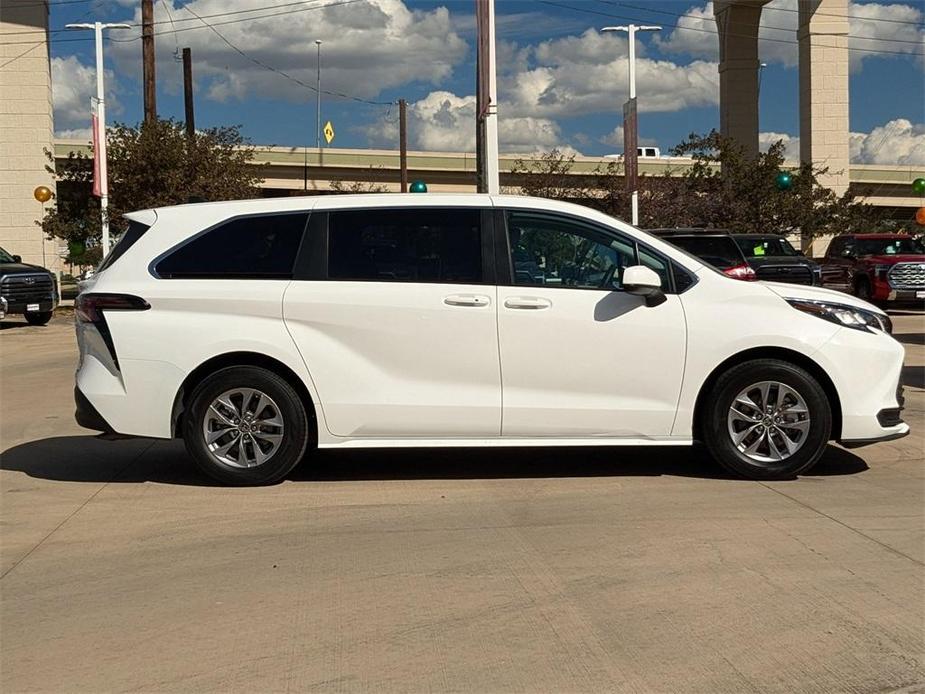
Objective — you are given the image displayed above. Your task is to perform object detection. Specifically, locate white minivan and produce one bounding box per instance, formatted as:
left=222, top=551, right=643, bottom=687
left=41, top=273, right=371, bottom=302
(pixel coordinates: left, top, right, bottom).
left=74, top=194, right=908, bottom=485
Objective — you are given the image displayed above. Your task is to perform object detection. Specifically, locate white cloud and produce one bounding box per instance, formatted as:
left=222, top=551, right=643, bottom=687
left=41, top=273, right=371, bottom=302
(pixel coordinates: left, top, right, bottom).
left=109, top=0, right=467, bottom=104
left=50, top=56, right=120, bottom=135
left=759, top=131, right=801, bottom=161
left=850, top=119, right=925, bottom=164
left=601, top=126, right=657, bottom=151
left=362, top=90, right=574, bottom=153
left=56, top=128, right=93, bottom=141
left=655, top=0, right=925, bottom=71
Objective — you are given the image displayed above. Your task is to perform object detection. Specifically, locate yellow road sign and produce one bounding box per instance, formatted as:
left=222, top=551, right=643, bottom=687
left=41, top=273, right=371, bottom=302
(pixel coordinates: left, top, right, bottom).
left=323, top=121, right=334, bottom=145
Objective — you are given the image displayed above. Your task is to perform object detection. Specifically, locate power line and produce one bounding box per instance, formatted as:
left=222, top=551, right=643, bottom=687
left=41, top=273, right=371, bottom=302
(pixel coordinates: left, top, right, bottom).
left=538, top=1, right=924, bottom=58
left=609, top=1, right=925, bottom=46
left=0, top=41, right=43, bottom=70
left=179, top=2, right=392, bottom=105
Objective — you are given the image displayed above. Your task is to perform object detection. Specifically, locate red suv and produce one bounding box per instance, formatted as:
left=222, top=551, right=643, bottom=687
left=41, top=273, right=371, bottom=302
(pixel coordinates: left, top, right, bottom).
left=820, top=234, right=925, bottom=303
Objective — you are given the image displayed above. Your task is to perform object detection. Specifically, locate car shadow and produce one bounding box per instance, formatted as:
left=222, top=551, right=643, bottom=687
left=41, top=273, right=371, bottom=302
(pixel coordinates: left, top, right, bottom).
left=902, top=365, right=925, bottom=390
left=0, top=435, right=869, bottom=486
left=0, top=319, right=36, bottom=331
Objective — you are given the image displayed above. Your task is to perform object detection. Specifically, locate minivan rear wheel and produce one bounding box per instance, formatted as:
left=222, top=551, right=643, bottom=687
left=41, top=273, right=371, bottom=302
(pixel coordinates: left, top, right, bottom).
left=702, top=359, right=832, bottom=480
left=183, top=366, right=310, bottom=485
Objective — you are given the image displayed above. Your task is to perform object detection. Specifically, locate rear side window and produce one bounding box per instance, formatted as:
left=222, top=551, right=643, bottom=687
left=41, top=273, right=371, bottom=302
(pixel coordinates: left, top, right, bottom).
left=668, top=236, right=743, bottom=270
left=98, top=220, right=150, bottom=272
left=328, top=208, right=482, bottom=283
left=155, top=212, right=308, bottom=279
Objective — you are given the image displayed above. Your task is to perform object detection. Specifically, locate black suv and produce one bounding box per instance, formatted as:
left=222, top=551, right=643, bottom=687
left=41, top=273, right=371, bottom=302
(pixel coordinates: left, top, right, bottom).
left=0, top=246, right=58, bottom=325
left=732, top=234, right=820, bottom=286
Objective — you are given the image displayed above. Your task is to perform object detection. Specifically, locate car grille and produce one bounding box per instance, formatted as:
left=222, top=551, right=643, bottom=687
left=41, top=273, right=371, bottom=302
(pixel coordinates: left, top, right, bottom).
left=755, top=264, right=814, bottom=285
left=888, top=262, right=925, bottom=290
left=0, top=273, right=55, bottom=303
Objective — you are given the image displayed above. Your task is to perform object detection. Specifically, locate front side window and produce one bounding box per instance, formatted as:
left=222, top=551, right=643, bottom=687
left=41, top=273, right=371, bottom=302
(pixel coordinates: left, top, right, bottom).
left=327, top=208, right=482, bottom=283
left=155, top=212, right=308, bottom=279
left=857, top=237, right=925, bottom=256
left=507, top=212, right=635, bottom=290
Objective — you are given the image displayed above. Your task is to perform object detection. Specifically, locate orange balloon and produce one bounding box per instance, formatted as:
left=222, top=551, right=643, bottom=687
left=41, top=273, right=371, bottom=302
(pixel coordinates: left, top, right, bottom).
left=917, top=207, right=925, bottom=226
left=33, top=186, right=52, bottom=203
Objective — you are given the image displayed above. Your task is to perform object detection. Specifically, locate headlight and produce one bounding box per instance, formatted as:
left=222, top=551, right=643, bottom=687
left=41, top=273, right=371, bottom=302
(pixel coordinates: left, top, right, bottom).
left=786, top=298, right=892, bottom=334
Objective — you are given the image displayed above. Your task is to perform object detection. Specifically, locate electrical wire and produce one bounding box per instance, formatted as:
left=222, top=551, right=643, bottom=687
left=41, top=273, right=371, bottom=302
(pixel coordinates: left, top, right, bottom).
left=538, top=1, right=925, bottom=58
left=607, top=1, right=925, bottom=46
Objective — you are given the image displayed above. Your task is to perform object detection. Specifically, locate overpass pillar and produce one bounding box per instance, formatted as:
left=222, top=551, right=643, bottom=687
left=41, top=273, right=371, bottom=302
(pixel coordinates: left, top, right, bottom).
left=714, top=1, right=766, bottom=158
left=798, top=0, right=850, bottom=195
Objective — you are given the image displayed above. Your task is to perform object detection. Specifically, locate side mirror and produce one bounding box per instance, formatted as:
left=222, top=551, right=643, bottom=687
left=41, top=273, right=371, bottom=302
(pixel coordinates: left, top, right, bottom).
left=12, top=255, right=21, bottom=263
left=623, top=265, right=667, bottom=307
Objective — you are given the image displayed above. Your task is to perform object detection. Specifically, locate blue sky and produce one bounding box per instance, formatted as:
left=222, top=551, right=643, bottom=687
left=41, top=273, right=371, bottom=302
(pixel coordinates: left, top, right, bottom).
left=44, top=0, right=925, bottom=163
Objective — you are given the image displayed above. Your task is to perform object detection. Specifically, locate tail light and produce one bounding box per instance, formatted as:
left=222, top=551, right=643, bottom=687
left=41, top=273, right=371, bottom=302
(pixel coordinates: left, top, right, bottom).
left=76, top=293, right=150, bottom=323
left=723, top=263, right=758, bottom=281
left=76, top=293, right=149, bottom=368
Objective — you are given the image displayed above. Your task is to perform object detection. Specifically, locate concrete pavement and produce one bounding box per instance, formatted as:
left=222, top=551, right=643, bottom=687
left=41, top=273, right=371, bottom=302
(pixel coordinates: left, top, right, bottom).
left=1, top=311, right=923, bottom=692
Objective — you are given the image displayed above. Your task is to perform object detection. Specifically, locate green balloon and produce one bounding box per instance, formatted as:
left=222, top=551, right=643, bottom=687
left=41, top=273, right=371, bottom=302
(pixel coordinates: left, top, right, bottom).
left=409, top=181, right=428, bottom=193
left=913, top=178, right=925, bottom=195
left=775, top=171, right=793, bottom=191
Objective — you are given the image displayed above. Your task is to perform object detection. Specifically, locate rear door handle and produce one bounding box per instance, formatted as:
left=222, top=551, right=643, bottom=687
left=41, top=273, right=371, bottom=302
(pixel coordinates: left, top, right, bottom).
left=444, top=294, right=491, bottom=307
left=504, top=297, right=552, bottom=310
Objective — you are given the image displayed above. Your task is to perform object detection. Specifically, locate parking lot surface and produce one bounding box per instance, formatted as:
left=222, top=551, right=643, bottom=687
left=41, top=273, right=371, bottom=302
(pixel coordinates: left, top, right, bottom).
left=1, top=311, right=923, bottom=693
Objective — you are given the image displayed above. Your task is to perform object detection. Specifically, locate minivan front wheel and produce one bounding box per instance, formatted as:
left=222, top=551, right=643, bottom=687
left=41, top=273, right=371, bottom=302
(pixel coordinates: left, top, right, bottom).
left=183, top=366, right=310, bottom=485
left=703, top=359, right=832, bottom=480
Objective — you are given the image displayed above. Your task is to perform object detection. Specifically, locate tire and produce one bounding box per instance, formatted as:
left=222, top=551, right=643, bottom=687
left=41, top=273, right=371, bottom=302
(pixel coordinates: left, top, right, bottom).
left=24, top=310, right=52, bottom=326
left=702, top=359, right=832, bottom=480
left=854, top=278, right=872, bottom=302
left=183, top=366, right=311, bottom=485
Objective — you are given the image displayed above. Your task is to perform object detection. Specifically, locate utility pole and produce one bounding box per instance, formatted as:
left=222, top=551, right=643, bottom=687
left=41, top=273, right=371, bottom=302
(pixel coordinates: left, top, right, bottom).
left=475, top=0, right=499, bottom=194
left=182, top=48, right=194, bottom=139
left=602, top=24, right=660, bottom=226
left=65, top=21, right=130, bottom=258
left=399, top=99, right=408, bottom=193
left=142, top=0, right=157, bottom=123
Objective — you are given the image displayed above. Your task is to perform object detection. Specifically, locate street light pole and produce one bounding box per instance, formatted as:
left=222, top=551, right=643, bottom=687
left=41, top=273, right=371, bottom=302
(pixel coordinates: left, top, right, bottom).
left=66, top=21, right=130, bottom=258
left=602, top=24, right=660, bottom=227
left=315, top=40, right=322, bottom=155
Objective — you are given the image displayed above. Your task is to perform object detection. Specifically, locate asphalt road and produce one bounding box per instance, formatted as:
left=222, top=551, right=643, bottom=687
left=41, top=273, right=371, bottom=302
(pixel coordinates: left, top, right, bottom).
left=1, top=310, right=923, bottom=693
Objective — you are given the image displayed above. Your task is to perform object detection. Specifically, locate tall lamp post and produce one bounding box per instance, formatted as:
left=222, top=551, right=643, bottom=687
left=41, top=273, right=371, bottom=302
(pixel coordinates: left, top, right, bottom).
left=65, top=22, right=130, bottom=258
left=315, top=40, right=322, bottom=156
left=602, top=24, right=660, bottom=226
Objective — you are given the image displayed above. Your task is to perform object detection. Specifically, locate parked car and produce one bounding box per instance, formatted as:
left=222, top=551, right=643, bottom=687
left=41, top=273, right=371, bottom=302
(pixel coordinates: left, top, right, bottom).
left=820, top=233, right=925, bottom=303
left=0, top=246, right=58, bottom=325
left=732, top=234, right=821, bottom=286
left=648, top=229, right=757, bottom=280
left=75, top=195, right=906, bottom=485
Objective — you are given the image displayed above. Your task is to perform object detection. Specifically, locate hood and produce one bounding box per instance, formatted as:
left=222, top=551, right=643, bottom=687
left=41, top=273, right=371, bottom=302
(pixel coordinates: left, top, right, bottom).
left=0, top=262, right=53, bottom=277
left=761, top=281, right=884, bottom=313
left=861, top=254, right=925, bottom=265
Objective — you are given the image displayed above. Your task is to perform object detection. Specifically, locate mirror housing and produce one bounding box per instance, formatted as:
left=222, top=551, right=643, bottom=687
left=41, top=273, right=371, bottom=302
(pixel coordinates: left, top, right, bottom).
left=12, top=255, right=21, bottom=263
left=623, top=265, right=666, bottom=307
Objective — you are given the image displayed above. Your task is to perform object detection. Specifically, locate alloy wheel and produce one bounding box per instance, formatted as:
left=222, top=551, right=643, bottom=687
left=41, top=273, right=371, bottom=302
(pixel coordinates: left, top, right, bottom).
left=726, top=381, right=811, bottom=463
left=202, top=388, right=285, bottom=468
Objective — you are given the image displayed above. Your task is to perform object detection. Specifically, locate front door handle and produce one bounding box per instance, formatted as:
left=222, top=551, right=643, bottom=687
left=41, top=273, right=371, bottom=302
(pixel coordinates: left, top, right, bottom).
left=444, top=294, right=490, bottom=307
left=504, top=297, right=552, bottom=310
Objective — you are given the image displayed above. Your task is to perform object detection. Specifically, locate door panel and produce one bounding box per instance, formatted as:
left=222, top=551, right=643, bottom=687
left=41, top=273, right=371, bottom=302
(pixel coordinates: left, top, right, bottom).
left=497, top=211, right=686, bottom=438
left=283, top=206, right=500, bottom=439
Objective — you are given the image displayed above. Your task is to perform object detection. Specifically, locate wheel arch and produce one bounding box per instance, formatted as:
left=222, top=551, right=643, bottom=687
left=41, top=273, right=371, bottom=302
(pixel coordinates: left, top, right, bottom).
left=692, top=347, right=842, bottom=442
left=171, top=351, right=317, bottom=441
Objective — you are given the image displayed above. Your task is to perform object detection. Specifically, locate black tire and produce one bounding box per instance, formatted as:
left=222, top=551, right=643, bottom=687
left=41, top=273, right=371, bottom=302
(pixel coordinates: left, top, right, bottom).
left=183, top=366, right=311, bottom=485
left=24, top=310, right=52, bottom=326
left=702, top=359, right=832, bottom=480
left=854, top=277, right=871, bottom=301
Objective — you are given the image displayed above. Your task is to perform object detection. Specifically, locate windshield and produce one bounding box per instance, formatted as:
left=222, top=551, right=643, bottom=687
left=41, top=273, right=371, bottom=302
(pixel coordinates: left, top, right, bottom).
left=856, top=237, right=924, bottom=256
left=0, top=247, right=15, bottom=263
left=735, top=237, right=800, bottom=258
left=665, top=236, right=743, bottom=270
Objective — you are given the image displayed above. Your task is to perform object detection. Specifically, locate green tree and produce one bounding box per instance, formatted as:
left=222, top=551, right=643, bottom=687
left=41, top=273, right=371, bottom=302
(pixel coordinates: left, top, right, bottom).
left=41, top=118, right=264, bottom=266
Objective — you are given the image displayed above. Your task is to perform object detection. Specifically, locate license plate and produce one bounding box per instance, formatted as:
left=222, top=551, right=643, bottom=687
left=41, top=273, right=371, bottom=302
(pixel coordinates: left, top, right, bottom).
left=917, top=291, right=925, bottom=299
left=26, top=303, right=39, bottom=312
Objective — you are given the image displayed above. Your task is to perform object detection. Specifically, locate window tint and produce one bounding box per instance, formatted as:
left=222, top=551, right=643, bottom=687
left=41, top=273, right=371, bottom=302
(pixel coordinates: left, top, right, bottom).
left=671, top=261, right=695, bottom=292
left=156, top=212, right=307, bottom=279
left=637, top=246, right=671, bottom=289
left=507, top=212, right=635, bottom=290
left=735, top=236, right=800, bottom=258
left=666, top=236, right=743, bottom=270
left=328, top=208, right=482, bottom=283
